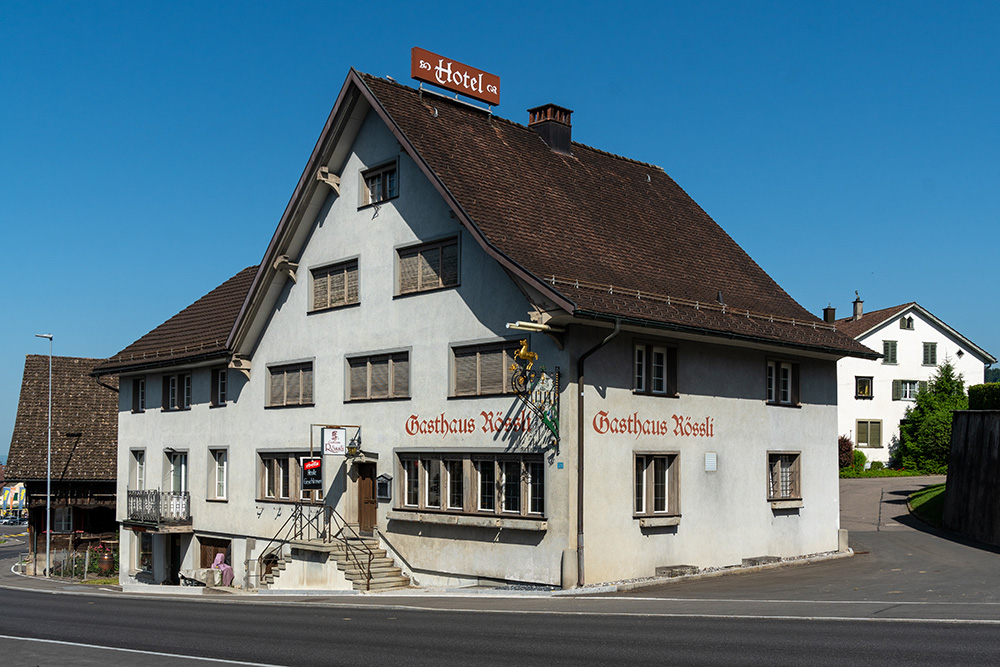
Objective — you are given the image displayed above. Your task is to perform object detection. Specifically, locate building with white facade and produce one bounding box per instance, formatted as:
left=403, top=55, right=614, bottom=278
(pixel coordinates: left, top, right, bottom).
left=831, top=297, right=995, bottom=465
left=95, top=68, right=877, bottom=591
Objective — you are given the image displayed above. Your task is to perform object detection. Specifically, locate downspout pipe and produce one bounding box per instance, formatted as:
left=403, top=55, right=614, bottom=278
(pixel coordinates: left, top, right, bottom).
left=576, top=318, right=621, bottom=587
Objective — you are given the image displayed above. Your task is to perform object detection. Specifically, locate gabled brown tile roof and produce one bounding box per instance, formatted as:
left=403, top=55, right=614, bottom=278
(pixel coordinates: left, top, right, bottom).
left=6, top=356, right=118, bottom=482
left=94, top=266, right=258, bottom=374
left=359, top=74, right=876, bottom=358
left=835, top=303, right=916, bottom=339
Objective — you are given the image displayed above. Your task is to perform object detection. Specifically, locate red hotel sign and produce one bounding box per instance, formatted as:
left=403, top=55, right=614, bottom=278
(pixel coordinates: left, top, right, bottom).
left=411, top=47, right=500, bottom=106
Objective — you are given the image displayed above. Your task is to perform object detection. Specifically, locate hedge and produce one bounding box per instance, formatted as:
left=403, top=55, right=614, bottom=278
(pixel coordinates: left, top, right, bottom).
left=968, top=383, right=1000, bottom=410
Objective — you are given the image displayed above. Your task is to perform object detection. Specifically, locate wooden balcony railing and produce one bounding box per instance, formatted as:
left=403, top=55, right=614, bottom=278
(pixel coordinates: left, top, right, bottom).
left=127, top=490, right=191, bottom=524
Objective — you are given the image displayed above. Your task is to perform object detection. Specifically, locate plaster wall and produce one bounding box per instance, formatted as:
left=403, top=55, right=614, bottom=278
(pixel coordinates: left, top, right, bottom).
left=837, top=309, right=988, bottom=465
left=575, top=332, right=841, bottom=583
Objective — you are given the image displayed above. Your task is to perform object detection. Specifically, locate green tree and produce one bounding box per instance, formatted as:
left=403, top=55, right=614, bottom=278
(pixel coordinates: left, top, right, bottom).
left=898, top=361, right=967, bottom=473
left=985, top=367, right=1000, bottom=383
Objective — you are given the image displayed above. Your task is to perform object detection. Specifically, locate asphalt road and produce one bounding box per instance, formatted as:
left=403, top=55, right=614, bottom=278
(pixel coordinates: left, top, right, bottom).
left=2, top=476, right=999, bottom=666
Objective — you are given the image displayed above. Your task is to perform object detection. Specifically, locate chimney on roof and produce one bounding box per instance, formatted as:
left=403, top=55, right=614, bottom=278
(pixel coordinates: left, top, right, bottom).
left=852, top=292, right=864, bottom=321
left=528, top=104, right=573, bottom=155
left=823, top=305, right=836, bottom=324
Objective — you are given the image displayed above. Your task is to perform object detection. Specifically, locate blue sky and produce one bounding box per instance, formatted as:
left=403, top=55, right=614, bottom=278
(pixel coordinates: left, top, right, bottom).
left=2, top=1, right=998, bottom=461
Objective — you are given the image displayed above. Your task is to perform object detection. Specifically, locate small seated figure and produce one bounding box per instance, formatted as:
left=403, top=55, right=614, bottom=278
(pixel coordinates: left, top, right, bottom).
left=212, top=553, right=234, bottom=587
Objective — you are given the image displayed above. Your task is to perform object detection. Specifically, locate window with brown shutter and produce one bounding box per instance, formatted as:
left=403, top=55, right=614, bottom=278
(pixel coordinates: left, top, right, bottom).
left=767, top=452, right=801, bottom=500
left=397, top=238, right=459, bottom=295
left=452, top=341, right=520, bottom=396
left=311, top=259, right=359, bottom=311
left=267, top=363, right=314, bottom=407
left=345, top=351, right=409, bottom=401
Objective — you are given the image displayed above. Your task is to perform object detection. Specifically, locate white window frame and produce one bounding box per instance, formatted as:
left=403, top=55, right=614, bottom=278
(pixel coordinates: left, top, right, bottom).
left=398, top=454, right=544, bottom=518
left=634, top=453, right=680, bottom=517
left=53, top=506, right=73, bottom=533
left=169, top=451, right=188, bottom=494
left=131, top=449, right=146, bottom=491
left=132, top=378, right=146, bottom=413
left=901, top=380, right=919, bottom=400
left=766, top=360, right=798, bottom=405
left=210, top=449, right=228, bottom=500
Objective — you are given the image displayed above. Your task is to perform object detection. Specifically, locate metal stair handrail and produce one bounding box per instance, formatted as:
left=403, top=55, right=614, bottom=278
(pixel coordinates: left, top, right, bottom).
left=253, top=503, right=374, bottom=591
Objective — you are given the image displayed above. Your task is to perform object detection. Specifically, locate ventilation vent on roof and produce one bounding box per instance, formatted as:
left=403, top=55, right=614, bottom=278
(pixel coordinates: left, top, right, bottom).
left=527, top=103, right=573, bottom=155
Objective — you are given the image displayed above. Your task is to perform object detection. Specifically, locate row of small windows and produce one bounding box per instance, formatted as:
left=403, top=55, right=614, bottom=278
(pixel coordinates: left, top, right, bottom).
left=131, top=371, right=228, bottom=413
left=133, top=346, right=803, bottom=411
left=855, top=376, right=928, bottom=401
left=882, top=341, right=937, bottom=366
left=309, top=237, right=459, bottom=313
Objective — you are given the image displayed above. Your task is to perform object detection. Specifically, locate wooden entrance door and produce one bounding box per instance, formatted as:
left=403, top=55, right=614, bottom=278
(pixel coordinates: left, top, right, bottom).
left=358, top=463, right=377, bottom=533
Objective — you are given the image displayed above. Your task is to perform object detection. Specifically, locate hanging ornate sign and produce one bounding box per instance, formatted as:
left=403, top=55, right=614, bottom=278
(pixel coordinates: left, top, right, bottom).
left=508, top=339, right=560, bottom=440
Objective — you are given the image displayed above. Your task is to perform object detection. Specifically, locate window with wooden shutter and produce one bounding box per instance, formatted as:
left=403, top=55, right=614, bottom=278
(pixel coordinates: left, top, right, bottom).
left=346, top=351, right=409, bottom=401
left=397, top=238, right=459, bottom=294
left=883, top=340, right=898, bottom=364
left=267, top=363, right=314, bottom=407
left=452, top=341, right=520, bottom=396
left=311, top=259, right=359, bottom=311
left=922, top=342, right=937, bottom=366
left=767, top=452, right=801, bottom=500
left=856, top=420, right=882, bottom=447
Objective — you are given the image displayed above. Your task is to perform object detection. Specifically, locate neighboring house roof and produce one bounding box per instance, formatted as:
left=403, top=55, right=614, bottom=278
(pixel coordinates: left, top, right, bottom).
left=227, top=70, right=876, bottom=361
left=836, top=302, right=996, bottom=364
left=94, top=266, right=258, bottom=374
left=6, top=356, right=119, bottom=482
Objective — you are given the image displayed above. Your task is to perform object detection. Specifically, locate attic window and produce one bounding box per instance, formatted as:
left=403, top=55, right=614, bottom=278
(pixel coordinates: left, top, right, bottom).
left=900, top=316, right=914, bottom=330
left=361, top=161, right=398, bottom=206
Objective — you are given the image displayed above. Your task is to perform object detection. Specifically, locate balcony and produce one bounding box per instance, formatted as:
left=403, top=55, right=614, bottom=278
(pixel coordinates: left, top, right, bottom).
left=125, top=490, right=192, bottom=532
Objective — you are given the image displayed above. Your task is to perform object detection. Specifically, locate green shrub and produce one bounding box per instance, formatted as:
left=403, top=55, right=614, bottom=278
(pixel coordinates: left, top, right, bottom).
left=898, top=361, right=967, bottom=474
left=968, top=383, right=1000, bottom=410
left=870, top=461, right=885, bottom=470
left=852, top=449, right=868, bottom=472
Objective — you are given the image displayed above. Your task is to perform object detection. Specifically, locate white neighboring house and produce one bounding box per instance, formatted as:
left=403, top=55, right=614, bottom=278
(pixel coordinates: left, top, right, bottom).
left=831, top=297, right=996, bottom=465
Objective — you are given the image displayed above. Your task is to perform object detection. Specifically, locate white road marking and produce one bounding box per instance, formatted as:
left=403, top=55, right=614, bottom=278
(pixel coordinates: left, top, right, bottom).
left=0, top=634, right=291, bottom=666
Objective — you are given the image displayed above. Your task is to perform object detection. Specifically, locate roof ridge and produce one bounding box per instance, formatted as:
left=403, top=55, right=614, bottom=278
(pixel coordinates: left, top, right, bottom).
left=359, top=72, right=665, bottom=171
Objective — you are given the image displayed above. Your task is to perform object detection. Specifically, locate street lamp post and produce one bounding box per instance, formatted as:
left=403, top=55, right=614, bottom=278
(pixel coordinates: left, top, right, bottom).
left=35, top=333, right=52, bottom=578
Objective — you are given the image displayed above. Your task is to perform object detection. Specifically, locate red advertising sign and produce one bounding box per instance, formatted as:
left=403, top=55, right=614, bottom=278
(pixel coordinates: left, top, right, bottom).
left=410, top=47, right=500, bottom=106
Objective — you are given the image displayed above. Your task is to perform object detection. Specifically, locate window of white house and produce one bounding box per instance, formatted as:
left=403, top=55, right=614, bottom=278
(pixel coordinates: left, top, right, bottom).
left=900, top=316, right=914, bottom=330
left=633, top=343, right=677, bottom=396
left=766, top=360, right=799, bottom=406
left=130, top=450, right=146, bottom=491
left=169, top=452, right=188, bottom=494
left=162, top=373, right=192, bottom=410
left=311, top=259, right=359, bottom=311
left=856, top=420, right=882, bottom=448
left=361, top=161, right=398, bottom=206
left=923, top=342, right=937, bottom=366
left=893, top=379, right=924, bottom=401
left=767, top=452, right=801, bottom=501
left=634, top=453, right=679, bottom=516
left=132, top=377, right=146, bottom=413
left=883, top=340, right=898, bottom=364
left=855, top=376, right=873, bottom=399
left=453, top=341, right=521, bottom=396
left=211, top=368, right=228, bottom=407
left=267, top=362, right=314, bottom=407
left=397, top=237, right=459, bottom=295
left=347, top=352, right=409, bottom=401
left=398, top=454, right=544, bottom=518
left=258, top=453, right=321, bottom=503
left=53, top=506, right=73, bottom=533
left=210, top=449, right=227, bottom=500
